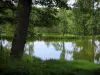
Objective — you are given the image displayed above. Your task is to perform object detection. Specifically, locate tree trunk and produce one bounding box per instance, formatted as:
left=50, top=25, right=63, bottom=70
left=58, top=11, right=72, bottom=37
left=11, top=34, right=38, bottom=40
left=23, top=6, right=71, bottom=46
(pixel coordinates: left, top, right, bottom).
left=10, top=0, right=32, bottom=59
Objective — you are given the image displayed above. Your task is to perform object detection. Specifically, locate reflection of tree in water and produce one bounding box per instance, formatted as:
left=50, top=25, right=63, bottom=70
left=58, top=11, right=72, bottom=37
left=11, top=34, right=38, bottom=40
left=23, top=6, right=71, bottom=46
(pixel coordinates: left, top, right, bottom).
left=72, top=38, right=100, bottom=63
left=1, top=39, right=34, bottom=57
left=94, top=39, right=100, bottom=63
left=51, top=41, right=66, bottom=60
left=24, top=42, right=34, bottom=56
left=60, top=42, right=66, bottom=60
left=45, top=41, right=74, bottom=60
left=44, top=42, right=51, bottom=47
left=2, top=39, right=100, bottom=63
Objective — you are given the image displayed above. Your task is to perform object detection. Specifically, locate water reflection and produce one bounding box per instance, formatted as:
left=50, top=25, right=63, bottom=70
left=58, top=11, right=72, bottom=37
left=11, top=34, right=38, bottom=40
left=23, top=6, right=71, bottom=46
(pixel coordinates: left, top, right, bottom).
left=73, top=39, right=95, bottom=62
left=1, top=38, right=100, bottom=64
left=25, top=42, right=34, bottom=56
left=60, top=42, right=66, bottom=60
left=72, top=39, right=100, bottom=64
left=34, top=41, right=61, bottom=60
left=50, top=41, right=66, bottom=60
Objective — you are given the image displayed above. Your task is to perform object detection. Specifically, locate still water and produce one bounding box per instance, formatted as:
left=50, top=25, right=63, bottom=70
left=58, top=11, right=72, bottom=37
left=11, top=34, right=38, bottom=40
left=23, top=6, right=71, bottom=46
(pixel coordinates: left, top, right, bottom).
left=1, top=38, right=100, bottom=64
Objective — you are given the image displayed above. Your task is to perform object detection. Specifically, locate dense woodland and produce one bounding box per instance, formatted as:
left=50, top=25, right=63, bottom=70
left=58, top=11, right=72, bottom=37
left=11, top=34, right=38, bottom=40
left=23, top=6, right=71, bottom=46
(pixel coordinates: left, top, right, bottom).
left=0, top=0, right=100, bottom=58
left=1, top=0, right=100, bottom=36
left=0, top=0, right=100, bottom=75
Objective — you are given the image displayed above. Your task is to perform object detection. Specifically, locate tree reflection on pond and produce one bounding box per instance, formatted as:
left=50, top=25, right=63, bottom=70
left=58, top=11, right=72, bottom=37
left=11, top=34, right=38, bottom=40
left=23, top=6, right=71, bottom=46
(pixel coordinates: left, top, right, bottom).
left=1, top=38, right=100, bottom=64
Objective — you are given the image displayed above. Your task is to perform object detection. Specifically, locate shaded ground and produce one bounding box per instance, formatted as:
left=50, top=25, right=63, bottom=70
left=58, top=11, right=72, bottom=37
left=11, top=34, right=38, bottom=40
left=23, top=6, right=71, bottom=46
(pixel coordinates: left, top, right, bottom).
left=0, top=49, right=100, bottom=75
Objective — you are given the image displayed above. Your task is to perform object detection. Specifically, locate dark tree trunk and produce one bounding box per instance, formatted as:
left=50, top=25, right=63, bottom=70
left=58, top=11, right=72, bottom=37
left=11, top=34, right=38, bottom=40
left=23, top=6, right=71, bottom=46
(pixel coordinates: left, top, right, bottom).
left=10, top=0, right=32, bottom=59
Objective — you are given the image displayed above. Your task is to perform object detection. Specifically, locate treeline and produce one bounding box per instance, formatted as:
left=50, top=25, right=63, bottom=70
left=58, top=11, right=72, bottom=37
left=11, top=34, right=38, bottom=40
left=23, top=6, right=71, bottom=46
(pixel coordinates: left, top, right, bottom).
left=1, top=0, right=100, bottom=37
left=21, top=0, right=100, bottom=36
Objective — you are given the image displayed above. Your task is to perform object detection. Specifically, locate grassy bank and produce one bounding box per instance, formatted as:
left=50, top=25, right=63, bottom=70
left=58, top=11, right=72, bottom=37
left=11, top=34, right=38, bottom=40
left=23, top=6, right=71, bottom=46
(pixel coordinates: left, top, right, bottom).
left=29, top=33, right=100, bottom=40
left=2, top=33, right=100, bottom=41
left=36, top=33, right=98, bottom=41
left=0, top=49, right=100, bottom=75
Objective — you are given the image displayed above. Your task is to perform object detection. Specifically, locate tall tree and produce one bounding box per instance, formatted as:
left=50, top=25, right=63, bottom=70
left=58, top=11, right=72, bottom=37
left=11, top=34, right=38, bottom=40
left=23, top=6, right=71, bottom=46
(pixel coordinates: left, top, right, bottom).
left=0, top=0, right=15, bottom=51
left=10, top=0, right=32, bottom=59
left=0, top=0, right=15, bottom=24
left=72, top=0, right=93, bottom=35
left=10, top=0, right=69, bottom=59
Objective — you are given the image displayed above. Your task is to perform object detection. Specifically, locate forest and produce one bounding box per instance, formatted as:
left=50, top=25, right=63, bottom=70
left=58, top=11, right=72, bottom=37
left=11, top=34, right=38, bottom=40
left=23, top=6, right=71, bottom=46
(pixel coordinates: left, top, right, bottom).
left=0, top=0, right=100, bottom=75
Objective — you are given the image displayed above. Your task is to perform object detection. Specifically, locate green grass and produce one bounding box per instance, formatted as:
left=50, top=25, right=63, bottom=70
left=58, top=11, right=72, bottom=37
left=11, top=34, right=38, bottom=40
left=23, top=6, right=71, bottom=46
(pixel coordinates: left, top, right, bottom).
left=1, top=33, right=99, bottom=41
left=39, top=34, right=94, bottom=41
left=0, top=49, right=100, bottom=75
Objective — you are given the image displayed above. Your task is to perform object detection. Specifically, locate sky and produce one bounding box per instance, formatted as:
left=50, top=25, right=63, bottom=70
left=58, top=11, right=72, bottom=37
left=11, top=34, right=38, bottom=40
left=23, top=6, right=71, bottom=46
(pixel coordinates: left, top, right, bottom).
left=68, top=0, right=75, bottom=7
left=33, top=0, right=76, bottom=8
left=33, top=0, right=75, bottom=5
left=68, top=0, right=75, bottom=4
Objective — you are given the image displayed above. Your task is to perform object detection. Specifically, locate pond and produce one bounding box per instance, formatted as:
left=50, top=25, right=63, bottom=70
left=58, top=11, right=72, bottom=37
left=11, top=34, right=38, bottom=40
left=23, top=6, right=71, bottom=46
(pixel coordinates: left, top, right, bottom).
left=1, top=38, right=100, bottom=64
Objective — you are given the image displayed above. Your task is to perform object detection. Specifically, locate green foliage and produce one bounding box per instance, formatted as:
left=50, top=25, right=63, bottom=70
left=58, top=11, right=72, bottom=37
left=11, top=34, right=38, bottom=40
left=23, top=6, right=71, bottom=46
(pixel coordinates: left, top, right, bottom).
left=57, top=9, right=74, bottom=34
left=0, top=49, right=100, bottom=75
left=33, top=9, right=74, bottom=35
left=1, top=23, right=14, bottom=37
left=1, top=0, right=100, bottom=38
left=72, top=0, right=100, bottom=35
left=0, top=0, right=16, bottom=24
left=30, top=7, right=59, bottom=27
left=40, top=0, right=69, bottom=9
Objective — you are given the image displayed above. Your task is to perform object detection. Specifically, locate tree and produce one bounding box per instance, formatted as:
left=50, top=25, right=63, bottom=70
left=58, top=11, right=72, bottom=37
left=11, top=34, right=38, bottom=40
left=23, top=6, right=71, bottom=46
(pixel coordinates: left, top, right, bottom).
left=72, top=0, right=92, bottom=35
left=0, top=0, right=15, bottom=24
left=52, top=42, right=66, bottom=60
left=0, top=0, right=15, bottom=51
left=72, top=0, right=100, bottom=35
left=30, top=7, right=59, bottom=27
left=10, top=0, right=69, bottom=59
left=91, top=0, right=100, bottom=35
left=58, top=9, right=68, bottom=36
left=10, top=0, right=32, bottom=59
